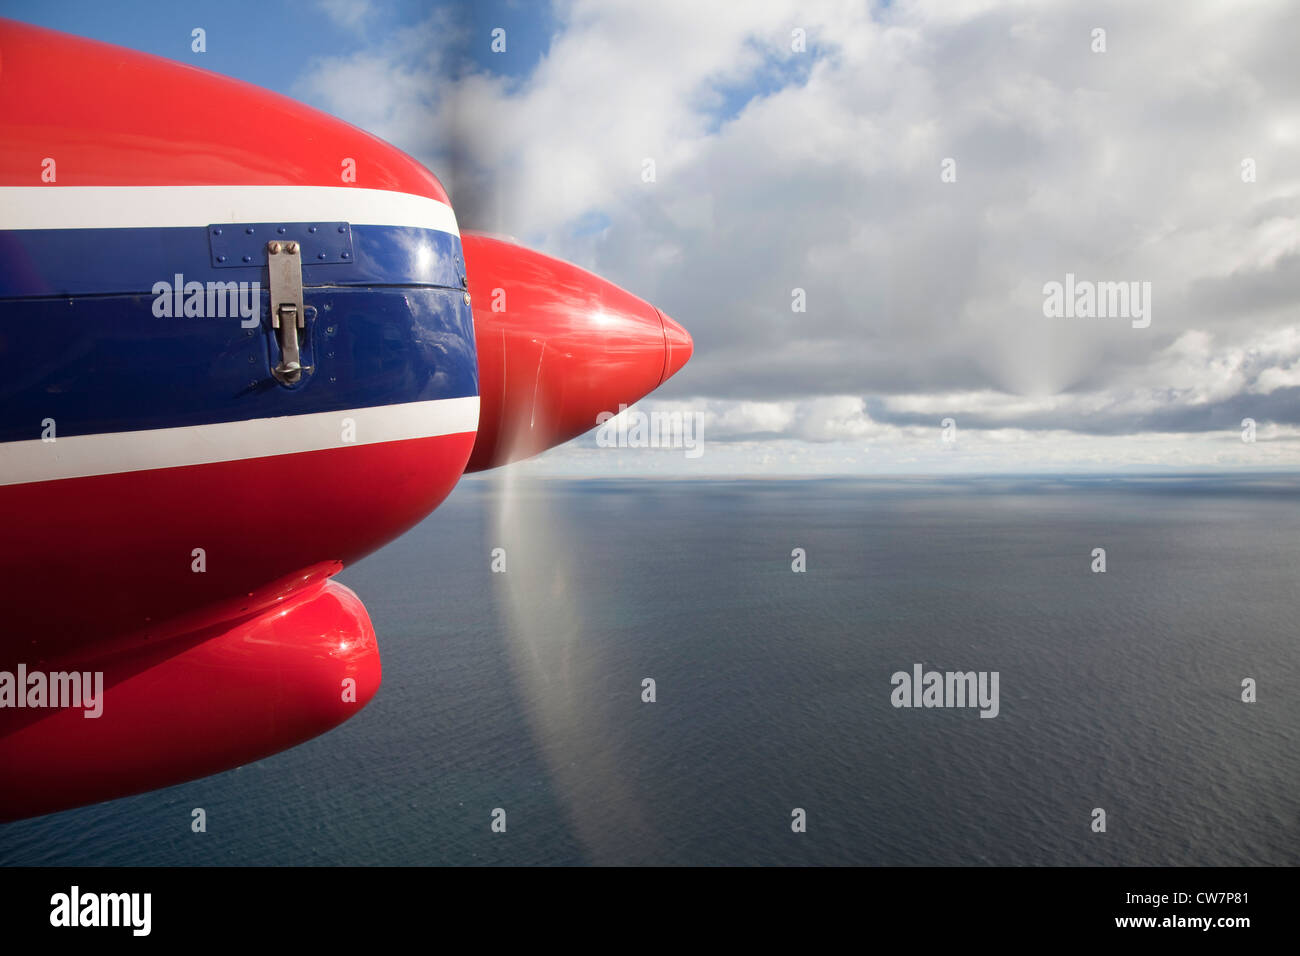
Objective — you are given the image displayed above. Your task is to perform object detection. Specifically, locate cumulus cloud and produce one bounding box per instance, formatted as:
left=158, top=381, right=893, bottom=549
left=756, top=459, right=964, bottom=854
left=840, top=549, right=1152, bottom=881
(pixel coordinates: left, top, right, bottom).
left=295, top=0, right=1300, bottom=472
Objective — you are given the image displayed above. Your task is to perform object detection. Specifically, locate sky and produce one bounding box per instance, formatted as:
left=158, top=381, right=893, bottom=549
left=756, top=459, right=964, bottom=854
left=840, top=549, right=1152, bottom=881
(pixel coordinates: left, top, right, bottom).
left=8, top=0, right=1300, bottom=475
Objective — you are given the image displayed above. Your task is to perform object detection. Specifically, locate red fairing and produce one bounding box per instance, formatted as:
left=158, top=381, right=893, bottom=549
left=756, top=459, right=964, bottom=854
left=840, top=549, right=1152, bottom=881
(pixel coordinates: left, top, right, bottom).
left=0, top=578, right=381, bottom=822
left=0, top=433, right=476, bottom=661
left=0, top=18, right=449, bottom=199
left=0, top=432, right=473, bottom=819
left=463, top=232, right=693, bottom=471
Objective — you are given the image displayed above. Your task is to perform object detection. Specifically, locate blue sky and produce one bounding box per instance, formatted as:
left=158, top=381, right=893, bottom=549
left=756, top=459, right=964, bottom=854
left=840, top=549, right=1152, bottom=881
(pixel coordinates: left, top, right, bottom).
left=3, top=0, right=552, bottom=95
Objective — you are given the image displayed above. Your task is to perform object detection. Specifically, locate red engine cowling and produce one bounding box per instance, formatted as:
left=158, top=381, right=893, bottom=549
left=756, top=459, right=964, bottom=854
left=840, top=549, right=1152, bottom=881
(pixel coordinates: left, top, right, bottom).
left=0, top=19, right=692, bottom=823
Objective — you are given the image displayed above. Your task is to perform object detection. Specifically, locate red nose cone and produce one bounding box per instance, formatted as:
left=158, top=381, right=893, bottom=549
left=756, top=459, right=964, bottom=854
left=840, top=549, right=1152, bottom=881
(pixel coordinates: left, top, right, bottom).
left=462, top=233, right=692, bottom=472
left=658, top=310, right=693, bottom=385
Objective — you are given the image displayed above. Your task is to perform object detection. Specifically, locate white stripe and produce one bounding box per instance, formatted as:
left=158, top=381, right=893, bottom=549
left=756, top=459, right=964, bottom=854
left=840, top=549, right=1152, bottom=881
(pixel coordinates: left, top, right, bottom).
left=0, top=186, right=460, bottom=236
left=0, top=396, right=479, bottom=486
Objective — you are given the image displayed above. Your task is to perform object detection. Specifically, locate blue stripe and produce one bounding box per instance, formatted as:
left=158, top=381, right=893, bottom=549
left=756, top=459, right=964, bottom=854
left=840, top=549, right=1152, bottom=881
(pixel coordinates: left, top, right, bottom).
left=0, top=224, right=465, bottom=298
left=0, top=286, right=477, bottom=444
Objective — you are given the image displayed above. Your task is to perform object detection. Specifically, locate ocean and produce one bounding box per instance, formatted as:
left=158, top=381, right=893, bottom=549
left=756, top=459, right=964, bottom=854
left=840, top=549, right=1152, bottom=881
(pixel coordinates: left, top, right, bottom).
left=2, top=475, right=1297, bottom=866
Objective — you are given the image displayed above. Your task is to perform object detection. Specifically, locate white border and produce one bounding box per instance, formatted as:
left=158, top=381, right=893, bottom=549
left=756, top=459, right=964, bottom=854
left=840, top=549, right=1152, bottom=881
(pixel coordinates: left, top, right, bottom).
left=0, top=396, right=479, bottom=486
left=0, top=185, right=460, bottom=237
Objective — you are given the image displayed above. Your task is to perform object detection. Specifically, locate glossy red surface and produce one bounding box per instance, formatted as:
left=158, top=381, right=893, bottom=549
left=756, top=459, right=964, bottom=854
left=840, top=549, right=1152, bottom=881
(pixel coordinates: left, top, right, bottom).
left=0, top=18, right=449, bottom=201
left=660, top=310, right=694, bottom=383
left=0, top=432, right=476, bottom=664
left=0, top=578, right=380, bottom=822
left=0, top=432, right=471, bottom=820
left=463, top=232, right=693, bottom=471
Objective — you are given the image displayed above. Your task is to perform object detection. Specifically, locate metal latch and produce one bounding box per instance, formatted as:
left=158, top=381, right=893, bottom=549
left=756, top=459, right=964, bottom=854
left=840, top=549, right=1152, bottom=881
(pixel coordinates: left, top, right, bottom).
left=267, top=240, right=311, bottom=384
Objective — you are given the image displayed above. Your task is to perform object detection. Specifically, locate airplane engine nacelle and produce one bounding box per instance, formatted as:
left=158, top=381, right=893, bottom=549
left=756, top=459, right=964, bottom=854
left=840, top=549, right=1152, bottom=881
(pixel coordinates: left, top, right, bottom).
left=0, top=18, right=691, bottom=821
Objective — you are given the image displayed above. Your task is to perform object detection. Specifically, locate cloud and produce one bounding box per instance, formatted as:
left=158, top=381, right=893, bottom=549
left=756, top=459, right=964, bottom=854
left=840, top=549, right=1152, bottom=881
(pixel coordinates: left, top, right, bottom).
left=293, top=7, right=464, bottom=168
left=314, top=0, right=376, bottom=33
left=293, top=0, right=1300, bottom=471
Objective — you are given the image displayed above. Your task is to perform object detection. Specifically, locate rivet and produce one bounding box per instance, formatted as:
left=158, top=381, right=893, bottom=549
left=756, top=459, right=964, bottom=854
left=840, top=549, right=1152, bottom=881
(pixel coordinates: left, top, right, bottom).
left=341, top=251, right=350, bottom=259
left=277, top=226, right=287, bottom=234
left=245, top=227, right=255, bottom=235
left=337, top=225, right=346, bottom=233
left=308, top=226, right=318, bottom=233
left=464, top=292, right=471, bottom=305
left=212, top=227, right=223, bottom=236
left=318, top=252, right=327, bottom=259
left=216, top=255, right=226, bottom=263
left=242, top=255, right=252, bottom=263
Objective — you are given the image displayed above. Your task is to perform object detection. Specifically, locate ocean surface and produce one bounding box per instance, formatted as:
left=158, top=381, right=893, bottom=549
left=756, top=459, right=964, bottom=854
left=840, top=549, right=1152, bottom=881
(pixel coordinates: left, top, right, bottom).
left=2, top=475, right=1297, bottom=866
